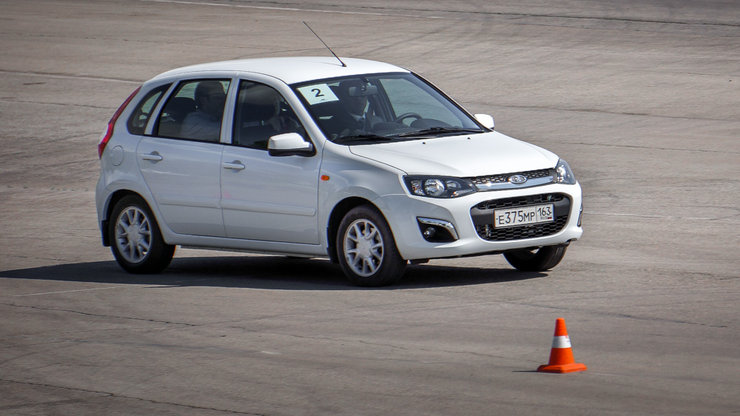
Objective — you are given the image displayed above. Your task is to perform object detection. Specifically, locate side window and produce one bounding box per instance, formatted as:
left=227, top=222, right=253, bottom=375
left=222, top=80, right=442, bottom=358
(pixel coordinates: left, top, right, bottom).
left=233, top=80, right=306, bottom=150
left=155, top=79, right=230, bottom=142
left=127, top=84, right=170, bottom=135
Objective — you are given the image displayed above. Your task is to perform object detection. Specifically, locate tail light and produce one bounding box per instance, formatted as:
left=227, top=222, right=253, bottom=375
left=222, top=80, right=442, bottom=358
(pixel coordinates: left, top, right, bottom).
left=98, top=86, right=141, bottom=158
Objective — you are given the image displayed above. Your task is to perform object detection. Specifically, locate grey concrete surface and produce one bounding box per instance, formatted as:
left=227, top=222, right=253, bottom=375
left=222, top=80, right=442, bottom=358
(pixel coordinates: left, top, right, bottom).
left=1, top=0, right=738, bottom=415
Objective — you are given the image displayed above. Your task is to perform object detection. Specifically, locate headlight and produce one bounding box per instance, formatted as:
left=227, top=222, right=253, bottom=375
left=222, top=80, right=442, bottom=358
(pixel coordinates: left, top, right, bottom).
left=554, top=159, right=577, bottom=184
left=404, top=176, right=476, bottom=198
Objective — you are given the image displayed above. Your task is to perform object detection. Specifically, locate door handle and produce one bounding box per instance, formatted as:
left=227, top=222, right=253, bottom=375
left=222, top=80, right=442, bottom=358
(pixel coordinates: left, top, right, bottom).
left=141, top=152, right=163, bottom=162
left=223, top=161, right=246, bottom=171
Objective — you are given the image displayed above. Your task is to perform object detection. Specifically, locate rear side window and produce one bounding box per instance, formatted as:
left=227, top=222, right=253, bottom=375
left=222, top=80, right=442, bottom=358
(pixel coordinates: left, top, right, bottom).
left=156, top=79, right=230, bottom=142
left=126, top=84, right=170, bottom=135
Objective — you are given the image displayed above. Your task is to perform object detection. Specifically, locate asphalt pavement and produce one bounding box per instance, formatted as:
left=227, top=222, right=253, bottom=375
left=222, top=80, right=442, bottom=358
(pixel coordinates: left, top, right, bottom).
left=1, top=1, right=738, bottom=415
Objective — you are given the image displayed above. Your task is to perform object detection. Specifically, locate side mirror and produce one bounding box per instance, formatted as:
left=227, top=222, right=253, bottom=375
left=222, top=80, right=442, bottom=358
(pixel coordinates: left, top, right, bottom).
left=474, top=114, right=495, bottom=130
left=268, top=133, right=315, bottom=157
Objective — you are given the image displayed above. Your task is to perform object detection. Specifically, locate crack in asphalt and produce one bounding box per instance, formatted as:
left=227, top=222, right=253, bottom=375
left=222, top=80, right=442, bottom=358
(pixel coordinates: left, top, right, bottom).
left=145, top=0, right=740, bottom=29
left=0, top=69, right=142, bottom=84
left=0, top=379, right=267, bottom=415
left=470, top=101, right=740, bottom=124
left=504, top=301, right=730, bottom=329
left=0, top=302, right=199, bottom=327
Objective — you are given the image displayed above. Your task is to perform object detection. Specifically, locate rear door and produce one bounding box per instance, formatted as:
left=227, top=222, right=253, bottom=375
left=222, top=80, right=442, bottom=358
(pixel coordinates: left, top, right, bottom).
left=137, top=78, right=231, bottom=237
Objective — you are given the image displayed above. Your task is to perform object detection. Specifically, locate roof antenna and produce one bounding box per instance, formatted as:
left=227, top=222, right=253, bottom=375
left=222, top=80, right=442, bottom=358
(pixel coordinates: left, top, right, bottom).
left=303, top=21, right=346, bottom=67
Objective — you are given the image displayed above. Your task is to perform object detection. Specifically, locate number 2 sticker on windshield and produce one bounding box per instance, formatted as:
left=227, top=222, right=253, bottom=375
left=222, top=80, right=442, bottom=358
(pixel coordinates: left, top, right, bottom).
left=297, top=84, right=339, bottom=105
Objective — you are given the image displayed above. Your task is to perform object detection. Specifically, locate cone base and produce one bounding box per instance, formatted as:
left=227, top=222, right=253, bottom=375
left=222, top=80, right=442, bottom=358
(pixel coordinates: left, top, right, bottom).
left=537, top=362, right=587, bottom=373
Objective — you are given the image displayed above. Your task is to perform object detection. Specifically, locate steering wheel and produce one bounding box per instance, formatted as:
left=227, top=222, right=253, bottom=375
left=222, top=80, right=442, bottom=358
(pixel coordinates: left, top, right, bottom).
left=394, top=112, right=423, bottom=124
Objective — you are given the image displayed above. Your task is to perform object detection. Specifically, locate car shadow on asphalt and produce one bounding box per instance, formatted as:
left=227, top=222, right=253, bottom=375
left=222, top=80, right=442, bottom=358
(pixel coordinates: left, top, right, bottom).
left=0, top=256, right=547, bottom=290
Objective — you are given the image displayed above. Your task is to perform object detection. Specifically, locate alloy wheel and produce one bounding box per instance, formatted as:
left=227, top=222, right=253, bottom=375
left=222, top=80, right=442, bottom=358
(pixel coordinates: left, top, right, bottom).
left=114, top=206, right=152, bottom=264
left=343, top=219, right=384, bottom=277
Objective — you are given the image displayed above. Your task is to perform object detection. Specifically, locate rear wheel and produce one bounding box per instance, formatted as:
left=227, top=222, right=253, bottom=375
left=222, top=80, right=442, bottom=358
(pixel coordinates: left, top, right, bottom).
left=336, top=205, right=406, bottom=286
left=109, top=195, right=174, bottom=274
left=503, top=245, right=568, bottom=272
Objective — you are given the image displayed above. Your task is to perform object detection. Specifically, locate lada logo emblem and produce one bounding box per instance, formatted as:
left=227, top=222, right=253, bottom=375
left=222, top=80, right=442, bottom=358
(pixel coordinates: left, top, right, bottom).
left=508, top=174, right=528, bottom=184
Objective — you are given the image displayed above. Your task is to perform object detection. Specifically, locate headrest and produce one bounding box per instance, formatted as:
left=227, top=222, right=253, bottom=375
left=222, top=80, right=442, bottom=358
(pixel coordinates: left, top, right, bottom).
left=241, top=104, right=275, bottom=122
left=165, top=97, right=195, bottom=115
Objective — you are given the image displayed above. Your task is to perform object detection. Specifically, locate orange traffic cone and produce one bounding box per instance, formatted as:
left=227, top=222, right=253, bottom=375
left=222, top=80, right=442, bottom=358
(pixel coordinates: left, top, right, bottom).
left=537, top=318, right=587, bottom=373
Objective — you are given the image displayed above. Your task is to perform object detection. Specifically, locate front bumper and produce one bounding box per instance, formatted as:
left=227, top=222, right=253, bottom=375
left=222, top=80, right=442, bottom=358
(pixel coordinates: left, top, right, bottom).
left=381, top=183, right=583, bottom=261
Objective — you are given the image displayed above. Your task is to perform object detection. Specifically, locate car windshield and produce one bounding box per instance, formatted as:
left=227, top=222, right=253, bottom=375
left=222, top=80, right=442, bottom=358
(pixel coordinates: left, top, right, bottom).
left=292, top=72, right=485, bottom=144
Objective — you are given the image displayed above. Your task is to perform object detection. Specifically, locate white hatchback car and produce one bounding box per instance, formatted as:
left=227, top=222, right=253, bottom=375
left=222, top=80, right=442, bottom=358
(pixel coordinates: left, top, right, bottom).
left=96, top=57, right=583, bottom=286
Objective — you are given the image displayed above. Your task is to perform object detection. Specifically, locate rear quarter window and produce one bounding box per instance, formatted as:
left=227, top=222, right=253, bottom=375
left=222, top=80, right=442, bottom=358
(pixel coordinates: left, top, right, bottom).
left=127, top=84, right=170, bottom=135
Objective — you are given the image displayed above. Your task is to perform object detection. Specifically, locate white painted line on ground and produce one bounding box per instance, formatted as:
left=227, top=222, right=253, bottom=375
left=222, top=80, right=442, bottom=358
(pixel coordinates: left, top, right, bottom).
left=142, top=0, right=443, bottom=19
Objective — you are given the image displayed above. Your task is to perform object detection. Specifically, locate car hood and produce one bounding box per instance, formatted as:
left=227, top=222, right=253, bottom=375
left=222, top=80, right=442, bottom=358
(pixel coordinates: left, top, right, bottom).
left=348, top=131, right=558, bottom=176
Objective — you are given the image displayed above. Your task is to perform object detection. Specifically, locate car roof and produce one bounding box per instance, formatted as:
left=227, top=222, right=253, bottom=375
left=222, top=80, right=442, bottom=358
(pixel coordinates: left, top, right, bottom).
left=150, top=57, right=409, bottom=85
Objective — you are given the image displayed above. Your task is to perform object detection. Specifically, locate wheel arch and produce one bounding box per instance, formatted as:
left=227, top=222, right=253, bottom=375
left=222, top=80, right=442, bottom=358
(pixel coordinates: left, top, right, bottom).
left=101, top=190, right=153, bottom=246
left=326, top=197, right=382, bottom=263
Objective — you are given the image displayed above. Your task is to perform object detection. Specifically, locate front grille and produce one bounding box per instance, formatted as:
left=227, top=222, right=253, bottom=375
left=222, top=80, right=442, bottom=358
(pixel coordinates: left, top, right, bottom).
left=471, top=193, right=571, bottom=241
left=467, top=169, right=553, bottom=187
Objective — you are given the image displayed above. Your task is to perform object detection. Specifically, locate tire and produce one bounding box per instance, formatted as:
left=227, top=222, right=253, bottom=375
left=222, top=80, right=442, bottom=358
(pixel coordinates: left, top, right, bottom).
left=503, top=245, right=568, bottom=272
left=109, top=195, right=175, bottom=274
left=336, top=205, right=406, bottom=286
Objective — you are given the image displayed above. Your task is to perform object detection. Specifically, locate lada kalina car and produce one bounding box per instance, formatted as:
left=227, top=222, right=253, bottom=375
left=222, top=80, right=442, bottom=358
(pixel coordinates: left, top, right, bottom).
left=96, top=57, right=583, bottom=286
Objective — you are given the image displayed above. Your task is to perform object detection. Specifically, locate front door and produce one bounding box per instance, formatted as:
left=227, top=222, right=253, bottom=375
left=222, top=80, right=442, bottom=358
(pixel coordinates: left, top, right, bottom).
left=220, top=80, right=320, bottom=244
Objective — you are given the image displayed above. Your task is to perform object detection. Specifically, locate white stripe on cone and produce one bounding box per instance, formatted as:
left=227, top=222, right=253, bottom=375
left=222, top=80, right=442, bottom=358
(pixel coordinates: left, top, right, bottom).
left=551, top=335, right=571, bottom=348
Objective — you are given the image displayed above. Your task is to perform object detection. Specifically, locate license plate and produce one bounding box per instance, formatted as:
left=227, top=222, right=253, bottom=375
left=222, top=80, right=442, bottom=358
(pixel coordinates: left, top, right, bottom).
left=494, top=204, right=554, bottom=228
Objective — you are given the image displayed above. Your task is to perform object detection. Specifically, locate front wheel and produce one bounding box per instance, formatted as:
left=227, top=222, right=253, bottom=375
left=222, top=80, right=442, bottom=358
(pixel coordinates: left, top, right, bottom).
left=503, top=245, right=568, bottom=272
left=336, top=205, right=406, bottom=286
left=109, top=195, right=175, bottom=274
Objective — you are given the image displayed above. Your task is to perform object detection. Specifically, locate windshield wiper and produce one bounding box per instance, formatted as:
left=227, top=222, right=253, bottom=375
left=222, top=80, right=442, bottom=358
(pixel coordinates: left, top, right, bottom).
left=334, top=134, right=394, bottom=144
left=397, top=127, right=484, bottom=138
